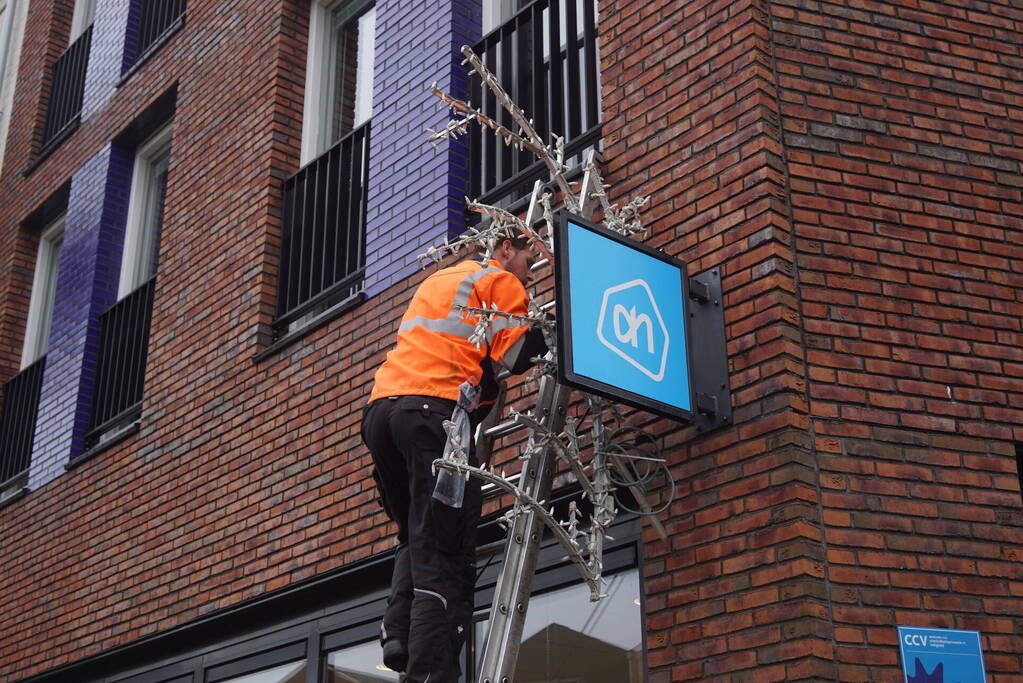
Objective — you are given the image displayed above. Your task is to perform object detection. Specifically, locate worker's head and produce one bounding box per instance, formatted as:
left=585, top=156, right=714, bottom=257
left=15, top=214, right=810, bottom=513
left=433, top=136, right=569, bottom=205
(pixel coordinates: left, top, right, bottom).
left=494, top=236, right=536, bottom=286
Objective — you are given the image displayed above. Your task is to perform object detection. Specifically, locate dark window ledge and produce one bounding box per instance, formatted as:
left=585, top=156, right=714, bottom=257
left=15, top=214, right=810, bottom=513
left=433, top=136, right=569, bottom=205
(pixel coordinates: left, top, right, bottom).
left=21, top=118, right=81, bottom=177
left=117, top=15, right=185, bottom=88
left=68, top=420, right=140, bottom=470
left=253, top=290, right=366, bottom=363
left=0, top=481, right=28, bottom=511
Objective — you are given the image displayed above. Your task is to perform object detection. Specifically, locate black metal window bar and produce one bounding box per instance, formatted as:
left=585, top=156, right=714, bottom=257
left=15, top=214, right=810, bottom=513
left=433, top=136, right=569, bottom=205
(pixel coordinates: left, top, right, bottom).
left=274, top=122, right=370, bottom=329
left=86, top=278, right=156, bottom=443
left=41, top=24, right=92, bottom=150
left=0, top=357, right=46, bottom=491
left=127, top=0, right=186, bottom=70
left=471, top=0, right=601, bottom=205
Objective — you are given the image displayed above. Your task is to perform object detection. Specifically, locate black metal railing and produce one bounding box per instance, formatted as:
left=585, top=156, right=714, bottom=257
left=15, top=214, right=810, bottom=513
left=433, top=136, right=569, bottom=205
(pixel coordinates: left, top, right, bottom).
left=138, top=0, right=186, bottom=59
left=0, top=357, right=46, bottom=487
left=41, top=25, right=92, bottom=149
left=275, top=122, right=370, bottom=328
left=471, top=0, right=601, bottom=204
left=87, top=279, right=155, bottom=439
left=126, top=0, right=186, bottom=70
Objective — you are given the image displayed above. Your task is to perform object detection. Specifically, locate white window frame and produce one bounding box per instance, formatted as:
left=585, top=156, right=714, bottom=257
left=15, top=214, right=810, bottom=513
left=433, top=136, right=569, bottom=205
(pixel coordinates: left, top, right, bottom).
left=352, top=8, right=374, bottom=127
left=119, top=125, right=172, bottom=299
left=301, top=0, right=374, bottom=165
left=483, top=0, right=520, bottom=33
left=22, top=216, right=65, bottom=367
left=0, top=0, right=29, bottom=176
left=69, top=0, right=96, bottom=42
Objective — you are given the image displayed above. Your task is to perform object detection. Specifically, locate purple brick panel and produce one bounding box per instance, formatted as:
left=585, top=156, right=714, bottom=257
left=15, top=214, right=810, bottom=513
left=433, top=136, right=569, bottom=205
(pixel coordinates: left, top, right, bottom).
left=363, top=0, right=481, bottom=296
left=82, top=0, right=132, bottom=119
left=121, top=0, right=142, bottom=75
left=29, top=144, right=133, bottom=488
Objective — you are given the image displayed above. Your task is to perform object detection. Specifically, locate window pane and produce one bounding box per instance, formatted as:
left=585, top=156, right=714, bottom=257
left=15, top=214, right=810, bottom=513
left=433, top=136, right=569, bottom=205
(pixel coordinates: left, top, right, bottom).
left=24, top=221, right=65, bottom=365
left=219, top=660, right=305, bottom=683
left=483, top=0, right=521, bottom=33
left=330, top=4, right=374, bottom=142
left=122, top=134, right=171, bottom=297
left=352, top=8, right=374, bottom=128
left=70, top=0, right=96, bottom=40
left=475, top=570, right=644, bottom=683
left=36, top=233, right=63, bottom=356
left=326, top=639, right=400, bottom=682
left=0, top=16, right=7, bottom=159
left=0, top=4, right=8, bottom=68
left=138, top=151, right=170, bottom=283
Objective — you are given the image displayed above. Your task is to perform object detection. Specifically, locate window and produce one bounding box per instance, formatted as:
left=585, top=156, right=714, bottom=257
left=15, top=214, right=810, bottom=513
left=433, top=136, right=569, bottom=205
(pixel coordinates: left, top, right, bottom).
left=69, top=0, right=96, bottom=41
left=0, top=0, right=28, bottom=174
left=0, top=352, right=45, bottom=498
left=483, top=0, right=526, bottom=33
left=473, top=569, right=644, bottom=683
left=471, top=0, right=601, bottom=204
left=123, top=0, right=186, bottom=74
left=40, top=11, right=93, bottom=151
left=216, top=660, right=305, bottom=683
left=271, top=0, right=374, bottom=335
left=85, top=127, right=171, bottom=446
left=22, top=216, right=65, bottom=366
left=329, top=3, right=374, bottom=142
left=327, top=640, right=400, bottom=681
left=0, top=215, right=62, bottom=499
left=119, top=126, right=171, bottom=296
left=301, top=0, right=375, bottom=164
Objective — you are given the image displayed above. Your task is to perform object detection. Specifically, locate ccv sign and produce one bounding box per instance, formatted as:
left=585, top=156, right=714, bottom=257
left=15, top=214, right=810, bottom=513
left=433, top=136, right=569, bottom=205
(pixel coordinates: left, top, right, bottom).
left=596, top=279, right=670, bottom=382
left=896, top=626, right=987, bottom=683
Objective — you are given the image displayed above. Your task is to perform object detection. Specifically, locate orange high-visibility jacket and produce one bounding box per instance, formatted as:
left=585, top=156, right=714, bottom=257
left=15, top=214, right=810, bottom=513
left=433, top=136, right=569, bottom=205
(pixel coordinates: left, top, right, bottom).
left=369, top=259, right=531, bottom=403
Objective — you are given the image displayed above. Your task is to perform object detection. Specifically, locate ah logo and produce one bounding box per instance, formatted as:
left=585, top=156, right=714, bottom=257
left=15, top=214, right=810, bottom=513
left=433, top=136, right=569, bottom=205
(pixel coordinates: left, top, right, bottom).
left=596, top=279, right=670, bottom=382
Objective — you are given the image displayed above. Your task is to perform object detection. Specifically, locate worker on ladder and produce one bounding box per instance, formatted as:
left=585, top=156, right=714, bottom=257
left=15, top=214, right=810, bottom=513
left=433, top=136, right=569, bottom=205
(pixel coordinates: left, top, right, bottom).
left=361, top=233, right=547, bottom=682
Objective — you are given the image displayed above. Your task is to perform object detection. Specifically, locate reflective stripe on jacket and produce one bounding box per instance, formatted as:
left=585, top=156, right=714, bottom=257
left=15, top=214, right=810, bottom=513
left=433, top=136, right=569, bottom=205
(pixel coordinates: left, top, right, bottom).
left=368, top=259, right=530, bottom=403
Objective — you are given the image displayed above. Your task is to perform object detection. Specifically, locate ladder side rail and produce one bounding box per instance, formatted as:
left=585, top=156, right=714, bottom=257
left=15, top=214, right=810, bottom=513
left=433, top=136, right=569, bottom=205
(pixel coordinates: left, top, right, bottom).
left=476, top=372, right=570, bottom=683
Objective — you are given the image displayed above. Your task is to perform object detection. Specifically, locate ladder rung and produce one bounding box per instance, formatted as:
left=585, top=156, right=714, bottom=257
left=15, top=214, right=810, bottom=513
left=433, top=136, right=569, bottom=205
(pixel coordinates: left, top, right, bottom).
left=484, top=418, right=527, bottom=438
left=482, top=472, right=521, bottom=496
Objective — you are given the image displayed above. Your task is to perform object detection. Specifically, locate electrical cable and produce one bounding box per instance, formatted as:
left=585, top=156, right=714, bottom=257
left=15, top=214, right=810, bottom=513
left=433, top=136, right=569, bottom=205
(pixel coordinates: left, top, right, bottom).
left=601, top=425, right=677, bottom=517
left=612, top=459, right=675, bottom=517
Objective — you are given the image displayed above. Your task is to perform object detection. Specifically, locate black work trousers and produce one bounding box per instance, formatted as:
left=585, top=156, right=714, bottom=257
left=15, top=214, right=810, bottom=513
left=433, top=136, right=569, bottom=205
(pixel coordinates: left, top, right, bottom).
left=361, top=396, right=482, bottom=683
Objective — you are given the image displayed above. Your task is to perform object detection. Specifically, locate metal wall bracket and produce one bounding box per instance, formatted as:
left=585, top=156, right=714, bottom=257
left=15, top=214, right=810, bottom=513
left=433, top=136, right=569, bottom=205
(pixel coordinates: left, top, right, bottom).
left=687, top=268, right=732, bottom=433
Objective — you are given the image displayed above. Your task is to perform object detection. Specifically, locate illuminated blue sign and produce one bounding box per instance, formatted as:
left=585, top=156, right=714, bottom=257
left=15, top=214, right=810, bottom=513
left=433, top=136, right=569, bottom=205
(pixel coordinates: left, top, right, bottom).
left=898, top=627, right=987, bottom=683
left=555, top=213, right=693, bottom=420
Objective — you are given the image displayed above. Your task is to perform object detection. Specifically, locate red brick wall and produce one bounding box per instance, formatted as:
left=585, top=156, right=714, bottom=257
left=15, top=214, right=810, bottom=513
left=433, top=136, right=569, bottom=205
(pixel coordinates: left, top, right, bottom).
left=774, top=0, right=1023, bottom=680
left=0, top=0, right=407, bottom=677
left=602, top=0, right=1023, bottom=681
left=601, top=0, right=834, bottom=680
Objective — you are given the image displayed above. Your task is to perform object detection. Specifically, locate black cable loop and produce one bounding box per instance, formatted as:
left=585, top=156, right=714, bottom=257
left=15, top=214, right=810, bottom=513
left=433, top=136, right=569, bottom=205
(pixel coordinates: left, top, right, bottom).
left=613, top=460, right=675, bottom=517
left=602, top=425, right=676, bottom=517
